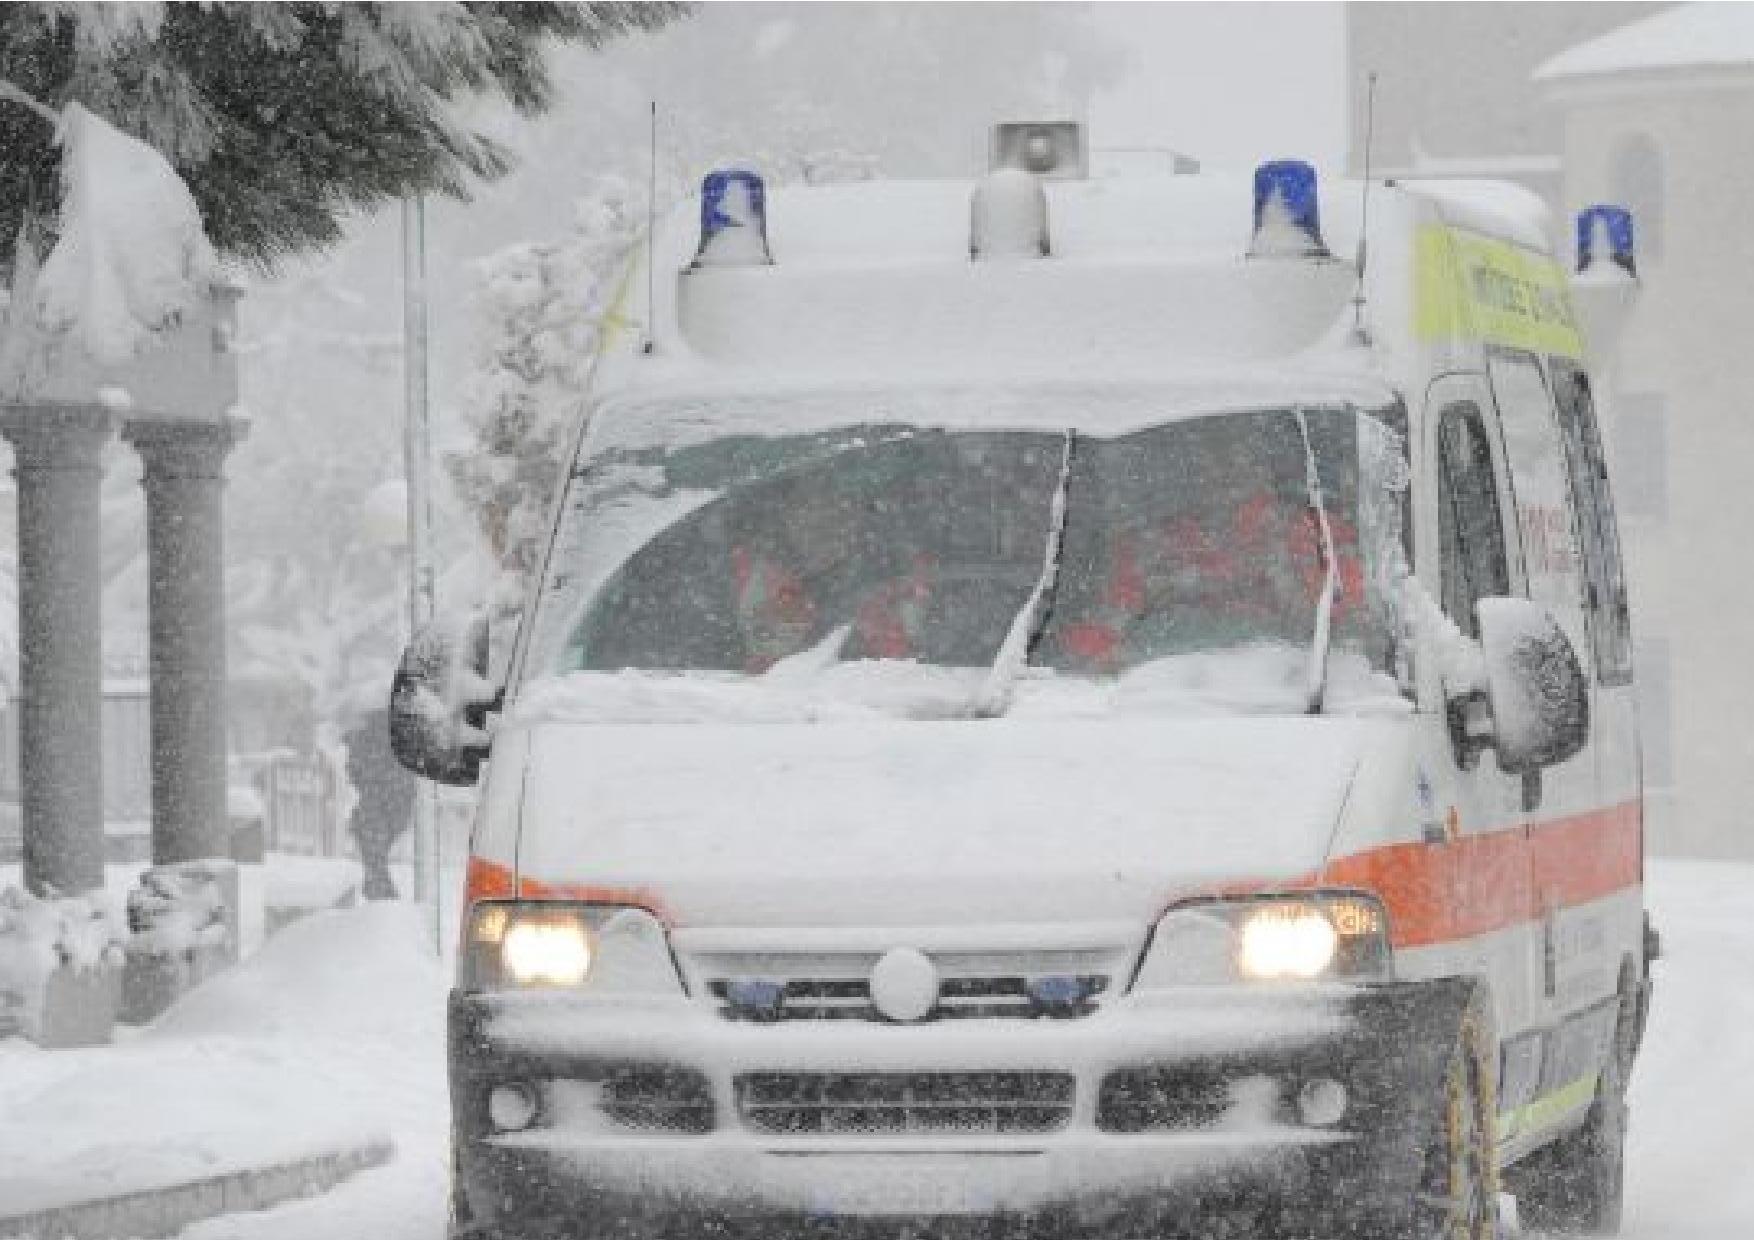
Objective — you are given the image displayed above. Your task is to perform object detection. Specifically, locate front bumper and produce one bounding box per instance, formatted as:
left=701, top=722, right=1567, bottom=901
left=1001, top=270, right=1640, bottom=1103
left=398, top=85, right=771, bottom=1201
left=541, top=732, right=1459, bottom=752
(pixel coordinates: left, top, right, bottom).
left=450, top=979, right=1474, bottom=1238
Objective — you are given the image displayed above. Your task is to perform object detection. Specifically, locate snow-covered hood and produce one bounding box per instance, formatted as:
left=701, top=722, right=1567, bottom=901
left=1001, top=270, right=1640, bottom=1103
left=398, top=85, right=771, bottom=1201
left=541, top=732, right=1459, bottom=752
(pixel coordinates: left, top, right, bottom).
left=509, top=717, right=1369, bottom=928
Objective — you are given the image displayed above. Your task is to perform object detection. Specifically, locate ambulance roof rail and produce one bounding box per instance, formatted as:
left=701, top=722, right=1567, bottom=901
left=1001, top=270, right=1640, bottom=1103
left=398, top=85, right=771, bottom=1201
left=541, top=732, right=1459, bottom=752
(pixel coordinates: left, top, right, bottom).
left=691, top=169, right=772, bottom=269
left=1576, top=204, right=1636, bottom=277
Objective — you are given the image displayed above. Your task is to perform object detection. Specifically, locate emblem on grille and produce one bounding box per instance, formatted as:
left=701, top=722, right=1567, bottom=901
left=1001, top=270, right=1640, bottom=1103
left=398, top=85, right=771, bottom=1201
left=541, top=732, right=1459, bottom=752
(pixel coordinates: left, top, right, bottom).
left=869, top=947, right=939, bottom=1022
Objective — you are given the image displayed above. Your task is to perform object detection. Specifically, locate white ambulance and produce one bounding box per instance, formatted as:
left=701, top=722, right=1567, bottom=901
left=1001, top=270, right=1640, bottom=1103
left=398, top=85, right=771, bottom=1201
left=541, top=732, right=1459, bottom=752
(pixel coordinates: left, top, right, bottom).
left=395, top=124, right=1653, bottom=1240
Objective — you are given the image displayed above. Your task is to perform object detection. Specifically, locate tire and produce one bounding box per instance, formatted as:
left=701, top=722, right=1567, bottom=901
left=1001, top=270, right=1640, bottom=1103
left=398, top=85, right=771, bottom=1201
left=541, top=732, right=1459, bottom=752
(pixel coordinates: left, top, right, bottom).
left=448, top=1142, right=495, bottom=1240
left=1407, top=996, right=1500, bottom=1240
left=1514, top=1052, right=1627, bottom=1235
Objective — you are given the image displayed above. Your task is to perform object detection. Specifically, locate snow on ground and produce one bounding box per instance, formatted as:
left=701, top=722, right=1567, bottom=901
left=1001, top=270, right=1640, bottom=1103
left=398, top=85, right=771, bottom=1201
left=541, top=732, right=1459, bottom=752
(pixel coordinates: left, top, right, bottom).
left=2, top=860, right=1750, bottom=1237
left=0, top=853, right=363, bottom=960
left=1615, top=861, right=1754, bottom=1240
left=0, top=900, right=447, bottom=1224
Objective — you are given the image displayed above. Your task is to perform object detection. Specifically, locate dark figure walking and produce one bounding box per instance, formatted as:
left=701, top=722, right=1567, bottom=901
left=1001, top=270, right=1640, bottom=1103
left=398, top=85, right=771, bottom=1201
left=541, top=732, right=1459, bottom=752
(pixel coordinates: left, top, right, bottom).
left=344, top=707, right=415, bottom=900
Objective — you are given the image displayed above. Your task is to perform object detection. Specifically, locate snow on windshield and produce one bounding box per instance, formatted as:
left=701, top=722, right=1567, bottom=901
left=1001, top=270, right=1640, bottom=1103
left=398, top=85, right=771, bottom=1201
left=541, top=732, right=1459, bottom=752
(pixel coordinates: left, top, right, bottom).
left=520, top=405, right=1412, bottom=718
left=513, top=644, right=1408, bottom=726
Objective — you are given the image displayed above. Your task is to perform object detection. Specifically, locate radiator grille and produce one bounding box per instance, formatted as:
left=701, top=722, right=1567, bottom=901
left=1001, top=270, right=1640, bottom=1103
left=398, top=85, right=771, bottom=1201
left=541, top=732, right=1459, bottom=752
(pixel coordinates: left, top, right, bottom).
left=1096, top=1066, right=1232, bottom=1133
left=597, top=1066, right=716, bottom=1134
left=708, top=973, right=1108, bottom=1022
left=737, top=1070, right=1075, bottom=1136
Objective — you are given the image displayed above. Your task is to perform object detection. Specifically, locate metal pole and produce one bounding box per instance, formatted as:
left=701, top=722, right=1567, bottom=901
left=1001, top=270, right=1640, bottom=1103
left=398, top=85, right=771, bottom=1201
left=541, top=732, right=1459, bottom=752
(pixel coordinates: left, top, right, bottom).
left=401, top=196, right=439, bottom=942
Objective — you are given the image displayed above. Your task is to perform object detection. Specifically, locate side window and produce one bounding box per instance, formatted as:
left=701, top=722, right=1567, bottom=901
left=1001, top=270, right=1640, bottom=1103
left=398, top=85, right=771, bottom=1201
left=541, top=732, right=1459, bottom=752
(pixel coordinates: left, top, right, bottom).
left=1551, top=357, right=1634, bottom=681
left=1436, top=401, right=1510, bottom=637
left=1489, top=350, right=1586, bottom=633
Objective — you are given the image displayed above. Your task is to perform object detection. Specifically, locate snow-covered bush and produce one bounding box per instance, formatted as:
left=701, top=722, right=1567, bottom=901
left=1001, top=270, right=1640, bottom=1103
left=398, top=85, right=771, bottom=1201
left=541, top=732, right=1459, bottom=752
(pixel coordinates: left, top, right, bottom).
left=126, top=862, right=232, bottom=960
left=448, top=177, right=644, bottom=582
left=0, top=886, right=125, bottom=1040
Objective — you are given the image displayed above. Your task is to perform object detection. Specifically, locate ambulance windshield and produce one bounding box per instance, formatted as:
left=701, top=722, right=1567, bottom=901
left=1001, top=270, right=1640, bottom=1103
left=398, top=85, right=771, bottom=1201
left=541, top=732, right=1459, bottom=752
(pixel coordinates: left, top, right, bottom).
left=534, top=406, right=1409, bottom=711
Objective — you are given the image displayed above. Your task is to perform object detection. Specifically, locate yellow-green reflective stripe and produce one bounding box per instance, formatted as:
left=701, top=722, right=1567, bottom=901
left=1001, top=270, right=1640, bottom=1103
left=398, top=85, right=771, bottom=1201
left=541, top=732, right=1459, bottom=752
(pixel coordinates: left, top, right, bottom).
left=1496, top=1072, right=1599, bottom=1147
left=599, top=261, right=640, bottom=354
left=1414, top=225, right=1585, bottom=360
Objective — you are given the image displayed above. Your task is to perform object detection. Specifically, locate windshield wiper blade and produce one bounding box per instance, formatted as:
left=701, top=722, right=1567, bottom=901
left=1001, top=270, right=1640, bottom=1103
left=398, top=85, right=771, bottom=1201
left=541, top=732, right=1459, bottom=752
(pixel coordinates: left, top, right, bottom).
left=974, top=429, right=1077, bottom=718
left=1295, top=406, right=1338, bottom=714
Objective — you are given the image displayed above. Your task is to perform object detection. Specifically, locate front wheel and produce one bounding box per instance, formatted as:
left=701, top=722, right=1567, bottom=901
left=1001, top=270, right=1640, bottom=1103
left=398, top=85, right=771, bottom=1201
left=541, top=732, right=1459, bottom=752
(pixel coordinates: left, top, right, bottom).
left=1512, top=1053, right=1627, bottom=1235
left=1410, top=996, right=1500, bottom=1240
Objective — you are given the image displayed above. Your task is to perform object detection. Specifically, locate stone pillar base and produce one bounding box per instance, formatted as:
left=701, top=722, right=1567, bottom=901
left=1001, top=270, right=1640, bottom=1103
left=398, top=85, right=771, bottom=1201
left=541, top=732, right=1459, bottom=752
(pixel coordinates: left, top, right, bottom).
left=120, top=942, right=233, bottom=1025
left=19, top=961, right=121, bottom=1048
left=118, top=861, right=240, bottom=1024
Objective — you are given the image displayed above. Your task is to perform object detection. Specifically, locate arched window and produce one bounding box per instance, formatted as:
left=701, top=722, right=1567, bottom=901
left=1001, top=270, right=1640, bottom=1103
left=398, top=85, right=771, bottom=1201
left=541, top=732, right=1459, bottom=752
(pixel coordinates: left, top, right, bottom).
left=1608, top=133, right=1664, bottom=262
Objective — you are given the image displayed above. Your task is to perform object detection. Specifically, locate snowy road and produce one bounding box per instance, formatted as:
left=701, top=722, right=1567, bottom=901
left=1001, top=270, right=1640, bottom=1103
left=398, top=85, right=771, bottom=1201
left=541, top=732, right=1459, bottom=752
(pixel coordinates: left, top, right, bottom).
left=161, top=861, right=1754, bottom=1240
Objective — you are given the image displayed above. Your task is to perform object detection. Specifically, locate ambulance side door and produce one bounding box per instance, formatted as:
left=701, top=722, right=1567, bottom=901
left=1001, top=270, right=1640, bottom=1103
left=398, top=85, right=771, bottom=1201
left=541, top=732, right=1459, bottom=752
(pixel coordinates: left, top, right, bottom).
left=1486, top=349, right=1626, bottom=1038
left=1548, top=355, right=1641, bottom=852
left=1419, top=374, right=1540, bottom=1051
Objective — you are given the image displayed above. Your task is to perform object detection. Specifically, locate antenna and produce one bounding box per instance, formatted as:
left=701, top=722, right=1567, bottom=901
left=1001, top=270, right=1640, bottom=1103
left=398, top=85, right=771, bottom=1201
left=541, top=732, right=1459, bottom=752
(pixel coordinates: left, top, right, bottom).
left=643, top=100, right=658, bottom=355
left=1351, top=71, right=1379, bottom=347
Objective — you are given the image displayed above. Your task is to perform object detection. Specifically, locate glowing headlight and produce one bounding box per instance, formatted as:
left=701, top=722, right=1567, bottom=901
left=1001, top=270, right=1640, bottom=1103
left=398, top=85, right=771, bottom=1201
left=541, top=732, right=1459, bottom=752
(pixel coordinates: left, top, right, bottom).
left=501, top=916, right=593, bottom=987
left=464, top=901, right=682, bottom=995
left=1133, top=892, right=1391, bottom=989
left=1236, top=903, right=1339, bottom=980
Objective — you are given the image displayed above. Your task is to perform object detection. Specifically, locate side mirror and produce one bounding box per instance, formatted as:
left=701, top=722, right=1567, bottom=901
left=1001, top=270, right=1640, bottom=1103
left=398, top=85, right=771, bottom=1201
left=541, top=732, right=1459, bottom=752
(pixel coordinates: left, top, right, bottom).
left=1469, top=596, right=1590, bottom=775
left=389, top=614, right=500, bottom=785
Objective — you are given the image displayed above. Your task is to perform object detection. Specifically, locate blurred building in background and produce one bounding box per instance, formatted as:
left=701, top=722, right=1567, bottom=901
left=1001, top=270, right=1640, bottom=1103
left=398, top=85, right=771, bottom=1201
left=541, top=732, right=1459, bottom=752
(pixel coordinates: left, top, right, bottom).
left=1349, top=3, right=1754, bottom=861
left=1539, top=5, right=1754, bottom=860
left=1345, top=3, right=1668, bottom=211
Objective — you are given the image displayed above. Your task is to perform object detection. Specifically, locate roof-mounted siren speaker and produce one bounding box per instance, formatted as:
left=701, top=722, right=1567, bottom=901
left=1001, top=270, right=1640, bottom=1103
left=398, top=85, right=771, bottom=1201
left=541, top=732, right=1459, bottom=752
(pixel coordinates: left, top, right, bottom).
left=1249, top=160, right=1330, bottom=259
left=692, top=169, right=772, bottom=268
left=990, top=121, right=1087, bottom=180
left=1576, top=204, right=1636, bottom=277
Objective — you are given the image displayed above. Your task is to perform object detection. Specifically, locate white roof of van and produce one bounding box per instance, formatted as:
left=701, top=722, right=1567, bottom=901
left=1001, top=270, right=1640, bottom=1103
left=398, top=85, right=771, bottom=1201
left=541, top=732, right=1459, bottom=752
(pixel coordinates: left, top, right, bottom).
left=743, top=172, right=1543, bottom=268
left=1536, top=3, right=1754, bottom=82
left=595, top=170, right=1549, bottom=408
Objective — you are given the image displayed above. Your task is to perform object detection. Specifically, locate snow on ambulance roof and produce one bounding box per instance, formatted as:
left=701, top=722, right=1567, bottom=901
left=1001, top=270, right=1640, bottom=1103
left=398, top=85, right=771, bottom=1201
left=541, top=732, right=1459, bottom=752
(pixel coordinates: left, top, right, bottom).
left=1535, top=2, right=1754, bottom=83
left=647, top=173, right=1372, bottom=390
left=689, top=170, right=1547, bottom=285
left=762, top=173, right=1259, bottom=263
left=602, top=168, right=1556, bottom=406
left=1394, top=179, right=1551, bottom=250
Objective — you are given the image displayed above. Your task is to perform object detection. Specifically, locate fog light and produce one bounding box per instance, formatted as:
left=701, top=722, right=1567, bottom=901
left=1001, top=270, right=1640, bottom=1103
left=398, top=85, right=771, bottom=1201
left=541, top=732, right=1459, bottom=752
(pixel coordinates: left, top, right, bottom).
left=1297, top=1077, right=1347, bottom=1127
left=489, top=1083, right=539, bottom=1132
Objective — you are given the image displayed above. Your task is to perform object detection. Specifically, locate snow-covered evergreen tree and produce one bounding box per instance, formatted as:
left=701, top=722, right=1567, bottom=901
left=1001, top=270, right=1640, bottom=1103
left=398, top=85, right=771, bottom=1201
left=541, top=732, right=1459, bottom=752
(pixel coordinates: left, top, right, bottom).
left=0, top=3, right=686, bottom=271
left=450, top=177, right=642, bottom=579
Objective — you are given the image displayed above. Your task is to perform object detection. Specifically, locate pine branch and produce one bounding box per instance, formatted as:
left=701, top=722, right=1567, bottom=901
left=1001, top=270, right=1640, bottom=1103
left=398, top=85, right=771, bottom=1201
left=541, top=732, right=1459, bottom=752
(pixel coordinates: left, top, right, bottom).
left=0, top=79, right=58, bottom=128
left=0, top=2, right=696, bottom=268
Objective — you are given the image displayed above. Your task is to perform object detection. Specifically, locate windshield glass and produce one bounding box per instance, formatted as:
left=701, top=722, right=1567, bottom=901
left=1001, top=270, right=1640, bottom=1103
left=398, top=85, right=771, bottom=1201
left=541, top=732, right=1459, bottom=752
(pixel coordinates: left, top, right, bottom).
left=525, top=407, right=1409, bottom=716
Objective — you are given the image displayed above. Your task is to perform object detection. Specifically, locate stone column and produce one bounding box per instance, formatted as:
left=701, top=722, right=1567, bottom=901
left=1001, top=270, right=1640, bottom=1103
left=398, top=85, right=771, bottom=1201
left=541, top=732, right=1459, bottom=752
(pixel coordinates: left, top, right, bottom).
left=0, top=405, right=113, bottom=898
left=122, top=418, right=244, bottom=866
